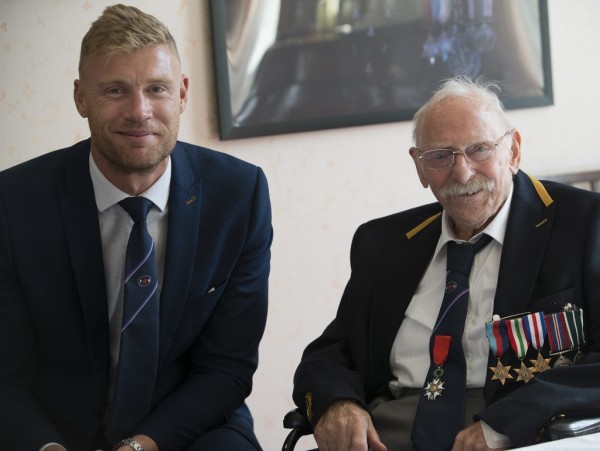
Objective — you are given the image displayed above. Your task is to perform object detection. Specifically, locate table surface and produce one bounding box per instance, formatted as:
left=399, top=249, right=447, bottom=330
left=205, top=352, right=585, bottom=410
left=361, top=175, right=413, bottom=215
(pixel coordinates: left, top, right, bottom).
left=516, top=433, right=600, bottom=449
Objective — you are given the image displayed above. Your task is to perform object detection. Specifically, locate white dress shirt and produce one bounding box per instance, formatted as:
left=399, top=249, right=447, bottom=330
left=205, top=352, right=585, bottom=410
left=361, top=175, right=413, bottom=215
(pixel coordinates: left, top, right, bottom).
left=89, top=154, right=171, bottom=411
left=389, top=183, right=514, bottom=394
left=388, top=184, right=515, bottom=448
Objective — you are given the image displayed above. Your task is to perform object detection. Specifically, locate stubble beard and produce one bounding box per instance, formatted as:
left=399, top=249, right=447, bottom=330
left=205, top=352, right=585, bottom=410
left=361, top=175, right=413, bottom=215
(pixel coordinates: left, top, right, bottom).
left=91, top=120, right=179, bottom=175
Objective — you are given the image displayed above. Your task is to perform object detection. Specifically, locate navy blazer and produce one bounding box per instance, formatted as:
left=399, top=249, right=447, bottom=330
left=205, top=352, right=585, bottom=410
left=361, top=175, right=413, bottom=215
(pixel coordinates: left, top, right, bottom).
left=0, top=139, right=272, bottom=450
left=293, top=170, right=600, bottom=447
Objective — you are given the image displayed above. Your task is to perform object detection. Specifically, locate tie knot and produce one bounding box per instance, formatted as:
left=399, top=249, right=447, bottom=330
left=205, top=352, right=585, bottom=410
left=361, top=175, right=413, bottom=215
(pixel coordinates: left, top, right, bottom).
left=119, top=197, right=153, bottom=222
left=446, top=234, right=492, bottom=275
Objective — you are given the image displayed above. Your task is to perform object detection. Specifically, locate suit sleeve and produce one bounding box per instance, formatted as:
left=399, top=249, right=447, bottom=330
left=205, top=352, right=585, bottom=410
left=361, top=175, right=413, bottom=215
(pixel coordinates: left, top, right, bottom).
left=292, top=224, right=374, bottom=428
left=0, top=196, right=65, bottom=449
left=137, top=167, right=272, bottom=449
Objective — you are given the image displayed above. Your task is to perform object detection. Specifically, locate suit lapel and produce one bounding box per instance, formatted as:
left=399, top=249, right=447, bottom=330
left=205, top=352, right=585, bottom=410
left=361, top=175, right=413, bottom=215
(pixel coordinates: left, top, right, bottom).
left=493, top=171, right=556, bottom=317
left=369, top=211, right=442, bottom=391
left=158, top=144, right=202, bottom=363
left=484, top=171, right=556, bottom=401
left=58, top=141, right=109, bottom=402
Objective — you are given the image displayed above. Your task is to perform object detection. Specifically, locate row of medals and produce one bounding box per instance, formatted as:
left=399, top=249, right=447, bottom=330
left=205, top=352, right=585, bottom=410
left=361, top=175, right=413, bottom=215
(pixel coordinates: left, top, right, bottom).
left=489, top=306, right=585, bottom=385
left=490, top=348, right=584, bottom=385
left=424, top=306, right=585, bottom=399
left=423, top=347, right=582, bottom=400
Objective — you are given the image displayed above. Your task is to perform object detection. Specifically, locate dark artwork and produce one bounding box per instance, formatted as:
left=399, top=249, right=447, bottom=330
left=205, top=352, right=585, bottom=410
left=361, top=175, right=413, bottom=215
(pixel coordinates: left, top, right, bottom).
left=211, top=0, right=552, bottom=139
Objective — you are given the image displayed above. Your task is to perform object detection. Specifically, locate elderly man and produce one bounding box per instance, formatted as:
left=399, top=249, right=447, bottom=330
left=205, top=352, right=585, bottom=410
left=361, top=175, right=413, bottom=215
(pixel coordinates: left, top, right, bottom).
left=292, top=77, right=600, bottom=450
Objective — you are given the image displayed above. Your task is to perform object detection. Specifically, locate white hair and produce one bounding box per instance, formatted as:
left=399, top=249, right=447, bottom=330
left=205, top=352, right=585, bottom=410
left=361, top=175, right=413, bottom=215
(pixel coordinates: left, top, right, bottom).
left=412, top=76, right=512, bottom=147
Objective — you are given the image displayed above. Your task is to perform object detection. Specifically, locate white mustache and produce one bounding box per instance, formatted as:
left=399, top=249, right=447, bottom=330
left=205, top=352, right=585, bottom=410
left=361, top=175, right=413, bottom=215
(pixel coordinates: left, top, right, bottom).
left=439, top=178, right=495, bottom=198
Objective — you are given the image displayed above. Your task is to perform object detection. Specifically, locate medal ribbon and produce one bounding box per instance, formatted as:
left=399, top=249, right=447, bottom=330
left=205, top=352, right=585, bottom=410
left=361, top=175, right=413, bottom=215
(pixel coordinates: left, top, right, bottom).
left=506, top=317, right=529, bottom=358
left=432, top=335, right=452, bottom=367
left=523, top=312, right=547, bottom=351
left=485, top=319, right=508, bottom=357
left=564, top=308, right=585, bottom=348
left=544, top=312, right=570, bottom=353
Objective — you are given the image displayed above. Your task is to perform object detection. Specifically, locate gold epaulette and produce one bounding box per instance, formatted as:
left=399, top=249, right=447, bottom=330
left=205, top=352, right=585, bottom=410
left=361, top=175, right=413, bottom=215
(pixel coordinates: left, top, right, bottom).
left=528, top=174, right=554, bottom=207
left=405, top=212, right=442, bottom=239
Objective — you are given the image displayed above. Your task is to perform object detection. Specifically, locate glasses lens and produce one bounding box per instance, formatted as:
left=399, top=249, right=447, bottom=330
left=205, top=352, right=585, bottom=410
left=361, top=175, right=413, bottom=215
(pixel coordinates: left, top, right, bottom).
left=465, top=142, right=495, bottom=162
left=421, top=149, right=453, bottom=169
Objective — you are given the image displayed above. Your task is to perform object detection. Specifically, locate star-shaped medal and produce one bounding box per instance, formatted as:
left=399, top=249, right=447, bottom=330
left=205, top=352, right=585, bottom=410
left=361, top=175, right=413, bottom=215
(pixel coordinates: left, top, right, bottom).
left=530, top=352, right=551, bottom=373
left=514, top=362, right=535, bottom=383
left=424, top=378, right=445, bottom=400
left=489, top=360, right=513, bottom=385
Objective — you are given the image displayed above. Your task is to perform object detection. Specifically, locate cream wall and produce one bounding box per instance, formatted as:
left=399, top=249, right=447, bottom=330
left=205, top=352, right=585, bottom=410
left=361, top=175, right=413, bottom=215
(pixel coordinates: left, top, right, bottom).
left=1, top=1, right=600, bottom=449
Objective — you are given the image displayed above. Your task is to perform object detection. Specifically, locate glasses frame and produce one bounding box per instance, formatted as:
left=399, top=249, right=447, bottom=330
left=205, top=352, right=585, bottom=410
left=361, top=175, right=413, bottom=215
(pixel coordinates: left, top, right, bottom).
left=414, top=129, right=514, bottom=170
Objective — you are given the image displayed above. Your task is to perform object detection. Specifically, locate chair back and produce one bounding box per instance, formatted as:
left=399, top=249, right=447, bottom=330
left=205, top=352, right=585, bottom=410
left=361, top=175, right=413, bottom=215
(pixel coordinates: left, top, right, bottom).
left=540, top=170, right=600, bottom=192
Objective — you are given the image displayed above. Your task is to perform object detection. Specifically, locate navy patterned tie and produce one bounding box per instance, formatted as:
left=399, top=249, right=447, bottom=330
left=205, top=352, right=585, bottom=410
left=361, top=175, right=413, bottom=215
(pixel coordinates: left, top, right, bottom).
left=106, top=197, right=159, bottom=441
left=412, top=234, right=492, bottom=451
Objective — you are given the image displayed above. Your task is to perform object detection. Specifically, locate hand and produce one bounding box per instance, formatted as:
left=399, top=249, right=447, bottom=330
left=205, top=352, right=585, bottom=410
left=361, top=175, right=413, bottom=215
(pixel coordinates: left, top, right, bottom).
left=451, top=422, right=506, bottom=451
left=114, top=435, right=158, bottom=451
left=313, top=399, right=387, bottom=451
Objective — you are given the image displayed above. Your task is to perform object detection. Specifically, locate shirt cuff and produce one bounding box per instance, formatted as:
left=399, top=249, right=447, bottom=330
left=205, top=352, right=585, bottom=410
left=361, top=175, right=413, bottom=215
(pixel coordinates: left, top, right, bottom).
left=40, top=443, right=67, bottom=451
left=480, top=420, right=513, bottom=449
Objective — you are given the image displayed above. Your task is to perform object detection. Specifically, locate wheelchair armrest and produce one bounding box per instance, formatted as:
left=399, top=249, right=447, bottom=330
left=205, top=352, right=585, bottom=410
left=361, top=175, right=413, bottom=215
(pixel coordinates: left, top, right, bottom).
left=282, top=408, right=312, bottom=451
left=542, top=412, right=600, bottom=441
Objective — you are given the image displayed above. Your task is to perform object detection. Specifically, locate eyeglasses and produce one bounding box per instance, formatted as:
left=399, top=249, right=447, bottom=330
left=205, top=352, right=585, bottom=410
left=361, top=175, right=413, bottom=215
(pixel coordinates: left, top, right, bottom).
left=413, top=130, right=514, bottom=170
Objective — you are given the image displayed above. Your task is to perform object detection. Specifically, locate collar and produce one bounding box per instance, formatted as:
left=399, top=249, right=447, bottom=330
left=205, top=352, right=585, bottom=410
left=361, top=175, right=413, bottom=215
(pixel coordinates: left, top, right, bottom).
left=89, top=153, right=171, bottom=213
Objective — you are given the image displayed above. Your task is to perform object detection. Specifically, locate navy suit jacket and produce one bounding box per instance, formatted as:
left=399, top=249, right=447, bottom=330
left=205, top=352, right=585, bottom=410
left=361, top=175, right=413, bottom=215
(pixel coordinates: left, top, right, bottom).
left=293, top=170, right=600, bottom=447
left=0, top=139, right=272, bottom=450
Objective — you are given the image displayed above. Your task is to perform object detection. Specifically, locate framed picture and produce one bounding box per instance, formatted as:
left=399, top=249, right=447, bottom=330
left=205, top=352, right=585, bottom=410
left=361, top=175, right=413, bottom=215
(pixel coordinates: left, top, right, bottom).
left=210, top=0, right=553, bottom=140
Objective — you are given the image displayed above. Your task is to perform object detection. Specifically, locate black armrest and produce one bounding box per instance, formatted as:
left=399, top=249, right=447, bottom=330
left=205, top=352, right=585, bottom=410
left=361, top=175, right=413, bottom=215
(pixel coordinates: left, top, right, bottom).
left=282, top=408, right=312, bottom=451
left=542, top=413, right=600, bottom=441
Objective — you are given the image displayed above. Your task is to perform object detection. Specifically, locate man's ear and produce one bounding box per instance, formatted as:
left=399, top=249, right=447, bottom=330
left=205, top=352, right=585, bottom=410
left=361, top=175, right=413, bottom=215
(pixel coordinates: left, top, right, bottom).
left=73, top=79, right=88, bottom=118
left=178, top=74, right=189, bottom=114
left=509, top=129, right=522, bottom=175
left=409, top=147, right=430, bottom=188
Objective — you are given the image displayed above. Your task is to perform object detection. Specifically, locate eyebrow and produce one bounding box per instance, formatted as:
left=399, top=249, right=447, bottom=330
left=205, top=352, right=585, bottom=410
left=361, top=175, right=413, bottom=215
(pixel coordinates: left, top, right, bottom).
left=96, top=78, right=176, bottom=89
left=423, top=139, right=491, bottom=151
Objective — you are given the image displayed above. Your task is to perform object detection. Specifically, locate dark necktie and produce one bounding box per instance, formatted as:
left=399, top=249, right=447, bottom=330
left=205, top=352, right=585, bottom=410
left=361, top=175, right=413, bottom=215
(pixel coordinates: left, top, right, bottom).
left=105, top=197, right=160, bottom=441
left=412, top=234, right=492, bottom=451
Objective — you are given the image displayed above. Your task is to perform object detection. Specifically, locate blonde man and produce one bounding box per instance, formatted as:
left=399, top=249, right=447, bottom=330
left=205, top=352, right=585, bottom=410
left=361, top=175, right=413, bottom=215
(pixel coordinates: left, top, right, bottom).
left=0, top=5, right=271, bottom=451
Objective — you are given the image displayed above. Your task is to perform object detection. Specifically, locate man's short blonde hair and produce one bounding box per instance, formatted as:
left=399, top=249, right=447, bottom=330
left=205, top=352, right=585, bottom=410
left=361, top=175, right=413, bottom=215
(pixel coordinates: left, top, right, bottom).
left=79, top=4, right=179, bottom=76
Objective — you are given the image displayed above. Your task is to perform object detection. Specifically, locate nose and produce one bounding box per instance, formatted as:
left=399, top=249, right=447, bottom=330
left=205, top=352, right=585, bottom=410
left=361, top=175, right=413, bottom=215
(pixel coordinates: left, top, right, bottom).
left=451, top=152, right=475, bottom=184
left=128, top=91, right=152, bottom=122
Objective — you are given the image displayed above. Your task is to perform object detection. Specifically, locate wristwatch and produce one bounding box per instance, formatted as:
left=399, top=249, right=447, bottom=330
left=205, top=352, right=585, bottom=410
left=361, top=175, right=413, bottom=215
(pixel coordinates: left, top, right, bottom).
left=113, top=437, right=144, bottom=451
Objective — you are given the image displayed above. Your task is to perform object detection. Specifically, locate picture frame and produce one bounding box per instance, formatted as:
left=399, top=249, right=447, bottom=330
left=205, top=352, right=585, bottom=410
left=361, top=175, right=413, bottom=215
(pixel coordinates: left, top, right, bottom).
left=210, top=0, right=553, bottom=140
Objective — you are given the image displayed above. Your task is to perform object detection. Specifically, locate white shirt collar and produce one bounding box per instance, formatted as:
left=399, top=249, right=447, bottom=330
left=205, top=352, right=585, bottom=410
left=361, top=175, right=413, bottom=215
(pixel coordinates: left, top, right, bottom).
left=89, top=153, right=171, bottom=212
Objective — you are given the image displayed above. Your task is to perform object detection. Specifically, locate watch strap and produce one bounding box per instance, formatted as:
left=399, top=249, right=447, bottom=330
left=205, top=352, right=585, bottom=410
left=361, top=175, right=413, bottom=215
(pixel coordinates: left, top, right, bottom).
left=113, top=437, right=144, bottom=451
